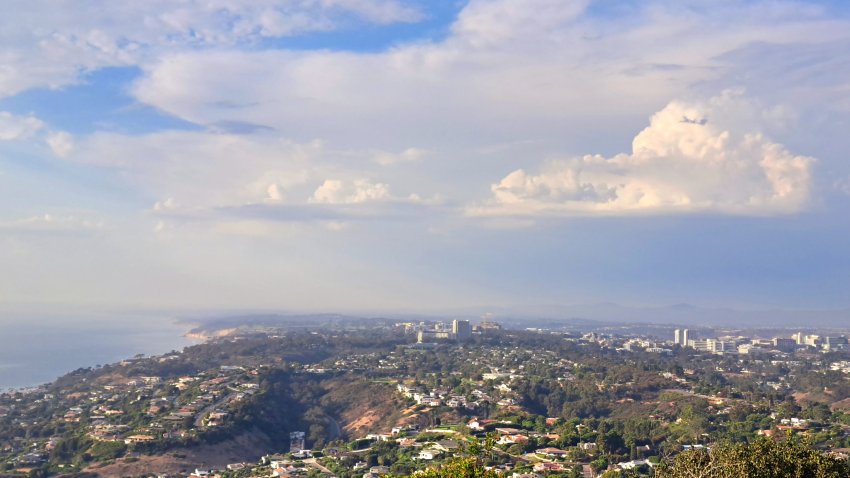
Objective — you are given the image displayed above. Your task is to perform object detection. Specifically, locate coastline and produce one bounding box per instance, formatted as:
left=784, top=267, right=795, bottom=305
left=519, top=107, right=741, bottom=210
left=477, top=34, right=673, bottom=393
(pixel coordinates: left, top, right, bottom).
left=183, top=327, right=238, bottom=342
left=0, top=315, right=201, bottom=392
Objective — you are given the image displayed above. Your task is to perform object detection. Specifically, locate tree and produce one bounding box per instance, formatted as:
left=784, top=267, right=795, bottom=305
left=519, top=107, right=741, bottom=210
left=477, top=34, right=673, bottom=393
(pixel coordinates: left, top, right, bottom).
left=657, top=437, right=850, bottom=478
left=407, top=456, right=501, bottom=478
left=591, top=456, right=609, bottom=473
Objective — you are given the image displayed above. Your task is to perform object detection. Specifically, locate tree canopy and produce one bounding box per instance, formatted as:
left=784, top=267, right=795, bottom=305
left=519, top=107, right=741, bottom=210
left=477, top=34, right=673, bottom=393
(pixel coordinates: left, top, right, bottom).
left=406, top=456, right=501, bottom=478
left=657, top=437, right=850, bottom=478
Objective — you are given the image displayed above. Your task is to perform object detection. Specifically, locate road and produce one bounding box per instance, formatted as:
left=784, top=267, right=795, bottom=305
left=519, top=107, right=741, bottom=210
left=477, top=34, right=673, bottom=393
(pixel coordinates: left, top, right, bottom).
left=304, top=457, right=334, bottom=475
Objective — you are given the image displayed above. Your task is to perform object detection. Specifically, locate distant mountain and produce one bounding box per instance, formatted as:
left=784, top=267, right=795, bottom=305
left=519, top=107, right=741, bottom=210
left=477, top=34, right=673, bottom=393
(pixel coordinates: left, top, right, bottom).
left=177, top=302, right=850, bottom=334
left=484, top=302, right=850, bottom=329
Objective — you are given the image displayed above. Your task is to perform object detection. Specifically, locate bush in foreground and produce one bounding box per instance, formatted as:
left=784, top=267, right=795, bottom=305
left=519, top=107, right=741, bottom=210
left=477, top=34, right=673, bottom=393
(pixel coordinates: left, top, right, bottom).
left=410, top=456, right=501, bottom=478
left=404, top=437, right=849, bottom=478
left=657, top=437, right=850, bottom=478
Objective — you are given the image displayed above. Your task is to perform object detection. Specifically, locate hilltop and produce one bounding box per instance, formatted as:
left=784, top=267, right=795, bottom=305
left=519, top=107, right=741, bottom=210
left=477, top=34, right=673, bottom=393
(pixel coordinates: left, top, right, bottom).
left=0, top=319, right=848, bottom=477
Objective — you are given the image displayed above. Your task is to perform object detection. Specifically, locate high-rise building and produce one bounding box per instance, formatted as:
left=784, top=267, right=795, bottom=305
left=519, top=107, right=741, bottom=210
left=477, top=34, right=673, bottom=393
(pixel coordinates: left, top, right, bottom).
left=682, top=329, right=690, bottom=346
left=452, top=319, right=472, bottom=341
left=674, top=329, right=682, bottom=345
left=823, top=336, right=848, bottom=350
left=804, top=335, right=821, bottom=347
left=772, top=338, right=796, bottom=353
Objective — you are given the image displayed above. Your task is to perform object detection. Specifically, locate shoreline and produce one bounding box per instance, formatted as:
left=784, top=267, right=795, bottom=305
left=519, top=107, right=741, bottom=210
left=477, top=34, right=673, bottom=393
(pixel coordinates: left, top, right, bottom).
left=183, top=326, right=238, bottom=342
left=0, top=316, right=202, bottom=393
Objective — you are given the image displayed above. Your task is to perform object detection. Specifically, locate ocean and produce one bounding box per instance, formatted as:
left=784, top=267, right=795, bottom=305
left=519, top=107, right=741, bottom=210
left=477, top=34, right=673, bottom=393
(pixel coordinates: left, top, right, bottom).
left=0, top=314, right=195, bottom=390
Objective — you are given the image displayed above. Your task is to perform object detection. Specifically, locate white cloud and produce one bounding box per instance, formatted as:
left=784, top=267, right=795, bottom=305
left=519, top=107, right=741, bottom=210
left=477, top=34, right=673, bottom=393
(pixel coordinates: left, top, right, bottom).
left=123, top=0, right=850, bottom=190
left=0, top=111, right=44, bottom=140
left=1, top=1, right=849, bottom=312
left=0, top=0, right=424, bottom=98
left=266, top=183, right=284, bottom=202
left=65, top=130, right=322, bottom=210
left=452, top=0, right=589, bottom=47
left=53, top=129, right=436, bottom=229
left=372, top=147, right=428, bottom=166
left=0, top=114, right=79, bottom=158
left=308, top=177, right=433, bottom=207
left=20, top=1, right=843, bottom=227
left=472, top=92, right=814, bottom=217
left=47, top=131, right=75, bottom=157
left=153, top=198, right=179, bottom=211
left=320, top=0, right=423, bottom=24
left=311, top=178, right=391, bottom=204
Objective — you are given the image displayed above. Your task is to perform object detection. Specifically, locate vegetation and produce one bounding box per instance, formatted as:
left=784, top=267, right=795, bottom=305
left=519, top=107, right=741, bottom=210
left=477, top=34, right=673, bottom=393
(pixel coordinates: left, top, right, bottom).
left=406, top=456, right=501, bottom=478
left=657, top=437, right=850, bottom=478
left=1, top=322, right=849, bottom=476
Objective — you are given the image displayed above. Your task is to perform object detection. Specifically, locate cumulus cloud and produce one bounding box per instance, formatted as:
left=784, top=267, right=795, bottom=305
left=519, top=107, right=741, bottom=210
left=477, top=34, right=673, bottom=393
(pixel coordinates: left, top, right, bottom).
left=309, top=178, right=433, bottom=206
left=311, top=178, right=391, bottom=204
left=265, top=183, right=284, bottom=202
left=203, top=176, right=439, bottom=230
left=0, top=111, right=44, bottom=140
left=53, top=128, right=435, bottom=230
left=472, top=93, right=815, bottom=217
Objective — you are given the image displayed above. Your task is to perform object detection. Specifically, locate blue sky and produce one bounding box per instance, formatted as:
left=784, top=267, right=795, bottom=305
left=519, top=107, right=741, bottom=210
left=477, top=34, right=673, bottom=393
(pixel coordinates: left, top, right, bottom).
left=0, top=67, right=199, bottom=136
left=1, top=0, right=850, bottom=317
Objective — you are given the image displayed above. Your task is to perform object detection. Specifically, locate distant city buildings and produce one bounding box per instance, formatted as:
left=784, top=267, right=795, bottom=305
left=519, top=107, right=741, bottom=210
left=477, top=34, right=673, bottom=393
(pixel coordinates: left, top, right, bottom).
left=478, top=320, right=503, bottom=333
left=673, top=328, right=690, bottom=346
left=689, top=338, right=729, bottom=352
left=673, top=327, right=848, bottom=354
left=453, top=320, right=472, bottom=341
left=824, top=336, right=849, bottom=350
left=789, top=332, right=848, bottom=349
left=416, top=330, right=452, bottom=343
left=413, top=319, right=479, bottom=344
left=772, top=338, right=796, bottom=353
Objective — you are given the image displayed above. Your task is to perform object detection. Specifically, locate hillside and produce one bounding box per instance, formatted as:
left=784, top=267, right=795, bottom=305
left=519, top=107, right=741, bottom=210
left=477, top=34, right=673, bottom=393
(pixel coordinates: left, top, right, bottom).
left=1, top=323, right=849, bottom=478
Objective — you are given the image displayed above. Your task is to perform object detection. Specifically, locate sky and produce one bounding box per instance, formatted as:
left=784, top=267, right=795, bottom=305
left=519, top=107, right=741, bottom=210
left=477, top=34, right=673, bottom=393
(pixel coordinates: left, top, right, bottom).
left=1, top=0, right=850, bottom=316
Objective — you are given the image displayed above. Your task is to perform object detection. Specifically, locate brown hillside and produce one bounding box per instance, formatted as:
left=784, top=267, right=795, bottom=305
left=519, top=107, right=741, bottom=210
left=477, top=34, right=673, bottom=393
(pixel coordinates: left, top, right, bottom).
left=84, top=428, right=274, bottom=477
left=320, top=379, right=409, bottom=437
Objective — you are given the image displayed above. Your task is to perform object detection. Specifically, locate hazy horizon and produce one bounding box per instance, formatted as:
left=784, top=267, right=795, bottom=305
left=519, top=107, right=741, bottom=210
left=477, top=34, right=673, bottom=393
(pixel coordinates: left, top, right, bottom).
left=4, top=300, right=850, bottom=330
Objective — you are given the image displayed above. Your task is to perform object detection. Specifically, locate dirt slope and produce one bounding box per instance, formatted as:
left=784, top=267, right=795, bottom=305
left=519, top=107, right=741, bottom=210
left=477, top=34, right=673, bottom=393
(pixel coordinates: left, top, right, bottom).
left=85, top=428, right=274, bottom=477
